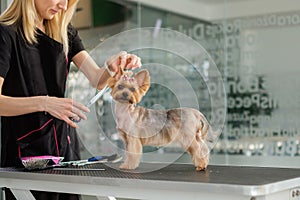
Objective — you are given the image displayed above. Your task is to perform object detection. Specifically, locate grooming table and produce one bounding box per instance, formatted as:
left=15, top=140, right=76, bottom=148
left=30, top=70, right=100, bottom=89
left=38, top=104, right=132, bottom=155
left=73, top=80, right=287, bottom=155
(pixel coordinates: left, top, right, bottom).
left=0, top=163, right=299, bottom=200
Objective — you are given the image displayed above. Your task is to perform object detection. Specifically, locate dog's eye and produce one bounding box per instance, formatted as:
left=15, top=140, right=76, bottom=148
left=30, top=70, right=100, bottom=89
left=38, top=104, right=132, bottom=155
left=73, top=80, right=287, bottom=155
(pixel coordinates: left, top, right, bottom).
left=130, top=87, right=135, bottom=92
left=118, top=85, right=124, bottom=90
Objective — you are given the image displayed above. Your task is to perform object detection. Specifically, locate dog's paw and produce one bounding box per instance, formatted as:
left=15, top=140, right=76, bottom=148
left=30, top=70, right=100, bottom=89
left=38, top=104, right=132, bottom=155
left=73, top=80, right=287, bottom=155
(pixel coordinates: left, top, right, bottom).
left=119, top=163, right=138, bottom=170
left=194, top=157, right=209, bottom=171
left=196, top=165, right=207, bottom=171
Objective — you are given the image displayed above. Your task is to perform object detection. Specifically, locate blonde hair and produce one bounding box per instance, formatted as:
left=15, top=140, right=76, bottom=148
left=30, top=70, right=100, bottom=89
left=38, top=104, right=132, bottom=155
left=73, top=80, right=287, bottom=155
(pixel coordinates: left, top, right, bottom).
left=0, top=0, right=79, bottom=54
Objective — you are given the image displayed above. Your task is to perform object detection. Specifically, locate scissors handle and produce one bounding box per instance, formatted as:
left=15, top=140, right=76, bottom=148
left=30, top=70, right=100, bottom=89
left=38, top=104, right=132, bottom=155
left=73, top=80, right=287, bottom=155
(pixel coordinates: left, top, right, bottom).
left=70, top=117, right=81, bottom=123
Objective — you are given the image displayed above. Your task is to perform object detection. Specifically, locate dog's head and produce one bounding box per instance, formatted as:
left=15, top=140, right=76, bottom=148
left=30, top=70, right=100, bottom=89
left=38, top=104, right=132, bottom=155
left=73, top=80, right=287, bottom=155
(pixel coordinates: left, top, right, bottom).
left=107, top=69, right=150, bottom=104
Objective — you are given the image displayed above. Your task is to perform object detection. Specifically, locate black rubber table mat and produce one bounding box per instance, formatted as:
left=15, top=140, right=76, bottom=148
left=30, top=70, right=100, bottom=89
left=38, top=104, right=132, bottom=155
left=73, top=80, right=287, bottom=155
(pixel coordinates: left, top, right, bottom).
left=20, top=163, right=300, bottom=186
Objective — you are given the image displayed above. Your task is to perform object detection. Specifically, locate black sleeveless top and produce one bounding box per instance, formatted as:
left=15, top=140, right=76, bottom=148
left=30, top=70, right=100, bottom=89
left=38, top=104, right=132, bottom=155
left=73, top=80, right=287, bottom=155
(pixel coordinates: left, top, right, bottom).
left=0, top=24, right=85, bottom=167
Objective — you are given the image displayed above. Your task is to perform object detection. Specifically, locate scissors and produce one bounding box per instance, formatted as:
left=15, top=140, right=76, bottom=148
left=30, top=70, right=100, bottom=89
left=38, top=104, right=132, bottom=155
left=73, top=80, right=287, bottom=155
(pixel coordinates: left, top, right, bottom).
left=70, top=85, right=111, bottom=123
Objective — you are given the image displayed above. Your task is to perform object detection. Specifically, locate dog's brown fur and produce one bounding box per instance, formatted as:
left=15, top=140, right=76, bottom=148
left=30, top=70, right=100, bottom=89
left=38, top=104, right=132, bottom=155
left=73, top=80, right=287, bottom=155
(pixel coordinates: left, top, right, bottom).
left=107, top=69, right=214, bottom=171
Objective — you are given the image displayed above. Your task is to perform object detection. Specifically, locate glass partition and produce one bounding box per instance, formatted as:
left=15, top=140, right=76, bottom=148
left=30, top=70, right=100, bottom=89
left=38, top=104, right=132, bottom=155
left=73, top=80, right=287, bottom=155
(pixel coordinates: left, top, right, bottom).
left=72, top=0, right=300, bottom=168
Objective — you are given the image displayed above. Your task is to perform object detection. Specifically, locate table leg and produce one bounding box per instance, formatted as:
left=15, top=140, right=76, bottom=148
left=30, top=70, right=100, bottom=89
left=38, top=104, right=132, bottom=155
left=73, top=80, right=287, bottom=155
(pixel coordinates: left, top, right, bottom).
left=10, top=189, right=36, bottom=200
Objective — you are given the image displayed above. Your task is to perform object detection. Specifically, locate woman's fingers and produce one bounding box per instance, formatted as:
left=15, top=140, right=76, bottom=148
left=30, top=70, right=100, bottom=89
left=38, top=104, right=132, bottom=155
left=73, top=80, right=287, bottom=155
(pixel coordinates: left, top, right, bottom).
left=105, top=51, right=142, bottom=73
left=72, top=101, right=90, bottom=115
left=69, top=101, right=89, bottom=122
left=125, top=55, right=142, bottom=69
left=63, top=115, right=79, bottom=128
left=46, top=96, right=90, bottom=128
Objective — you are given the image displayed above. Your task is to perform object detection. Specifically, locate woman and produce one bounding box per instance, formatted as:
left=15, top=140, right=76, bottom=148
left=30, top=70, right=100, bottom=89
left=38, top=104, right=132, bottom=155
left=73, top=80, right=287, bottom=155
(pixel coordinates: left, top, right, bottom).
left=0, top=0, right=141, bottom=199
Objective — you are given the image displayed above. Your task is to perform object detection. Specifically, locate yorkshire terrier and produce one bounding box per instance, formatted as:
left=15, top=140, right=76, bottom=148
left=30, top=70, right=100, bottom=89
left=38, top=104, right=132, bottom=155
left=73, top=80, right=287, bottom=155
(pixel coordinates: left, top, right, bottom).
left=107, top=69, right=216, bottom=171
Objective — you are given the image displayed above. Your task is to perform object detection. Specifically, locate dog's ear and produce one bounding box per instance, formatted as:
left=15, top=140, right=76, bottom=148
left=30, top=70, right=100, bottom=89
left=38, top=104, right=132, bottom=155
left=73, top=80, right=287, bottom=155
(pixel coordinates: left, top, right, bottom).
left=134, top=69, right=150, bottom=95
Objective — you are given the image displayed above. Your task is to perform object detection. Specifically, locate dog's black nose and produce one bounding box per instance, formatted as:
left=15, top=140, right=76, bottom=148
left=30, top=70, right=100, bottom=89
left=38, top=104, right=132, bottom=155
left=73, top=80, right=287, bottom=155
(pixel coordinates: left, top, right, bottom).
left=122, top=92, right=128, bottom=98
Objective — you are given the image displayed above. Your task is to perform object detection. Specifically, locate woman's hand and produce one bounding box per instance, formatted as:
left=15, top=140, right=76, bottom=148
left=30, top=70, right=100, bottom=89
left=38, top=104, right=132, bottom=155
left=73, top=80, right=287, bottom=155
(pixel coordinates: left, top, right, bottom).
left=105, top=51, right=142, bottom=76
left=44, top=96, right=90, bottom=128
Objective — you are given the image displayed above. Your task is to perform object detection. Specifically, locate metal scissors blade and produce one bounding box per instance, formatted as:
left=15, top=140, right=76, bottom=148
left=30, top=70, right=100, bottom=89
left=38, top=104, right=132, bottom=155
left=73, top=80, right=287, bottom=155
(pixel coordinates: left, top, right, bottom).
left=86, top=86, right=110, bottom=108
